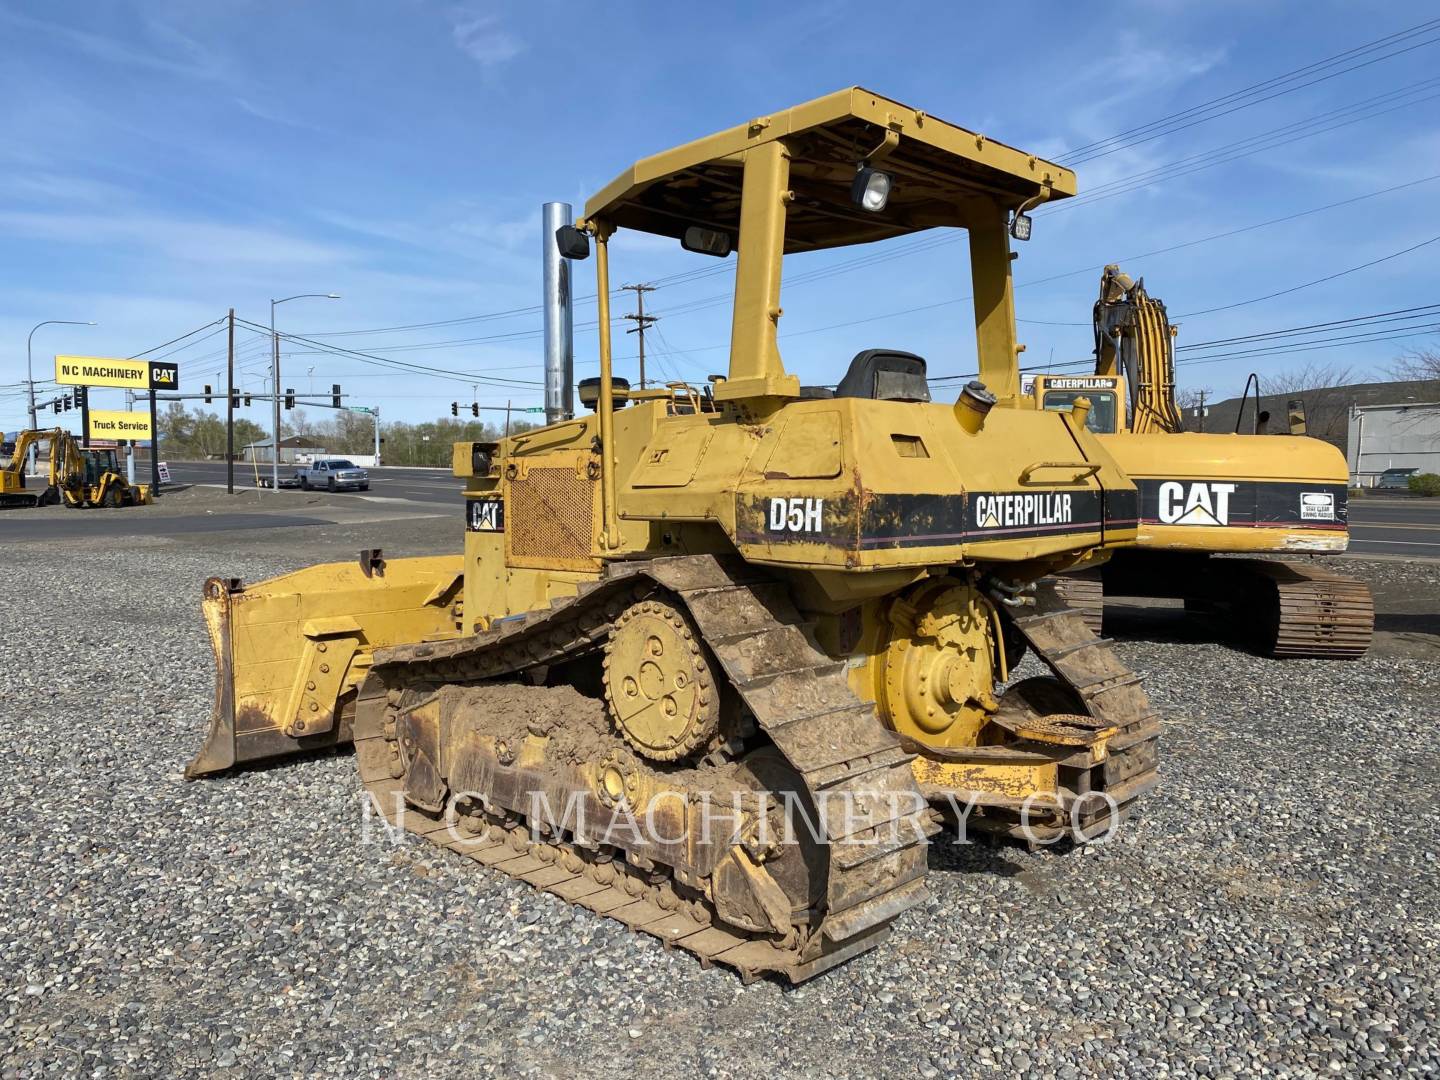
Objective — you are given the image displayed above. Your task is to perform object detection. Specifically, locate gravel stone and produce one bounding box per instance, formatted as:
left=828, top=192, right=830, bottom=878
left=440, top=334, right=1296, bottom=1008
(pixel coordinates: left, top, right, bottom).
left=1, top=514, right=1437, bottom=1078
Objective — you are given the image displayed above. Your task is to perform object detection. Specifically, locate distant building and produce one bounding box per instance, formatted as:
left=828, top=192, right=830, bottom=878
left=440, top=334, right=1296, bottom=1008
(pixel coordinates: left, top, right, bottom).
left=1348, top=401, right=1440, bottom=486
left=1182, top=379, right=1440, bottom=459
left=241, top=436, right=326, bottom=464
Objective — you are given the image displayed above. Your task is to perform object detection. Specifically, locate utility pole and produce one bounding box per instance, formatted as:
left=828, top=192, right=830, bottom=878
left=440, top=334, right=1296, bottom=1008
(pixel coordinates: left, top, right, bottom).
left=270, top=292, right=340, bottom=490
left=226, top=308, right=235, bottom=495
left=1196, top=389, right=1208, bottom=433
left=149, top=385, right=161, bottom=493
left=622, top=283, right=657, bottom=389
left=124, top=389, right=136, bottom=485
left=373, top=406, right=381, bottom=466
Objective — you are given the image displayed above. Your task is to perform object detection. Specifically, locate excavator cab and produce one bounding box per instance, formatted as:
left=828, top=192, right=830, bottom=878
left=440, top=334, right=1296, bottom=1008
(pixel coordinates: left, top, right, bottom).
left=1030, top=374, right=1126, bottom=434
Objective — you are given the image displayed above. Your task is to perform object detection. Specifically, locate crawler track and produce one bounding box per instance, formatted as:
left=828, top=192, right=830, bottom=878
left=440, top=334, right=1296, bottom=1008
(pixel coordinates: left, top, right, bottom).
left=1221, top=559, right=1374, bottom=660
left=1055, top=556, right=1374, bottom=659
left=353, top=555, right=932, bottom=983
left=1005, top=584, right=1161, bottom=839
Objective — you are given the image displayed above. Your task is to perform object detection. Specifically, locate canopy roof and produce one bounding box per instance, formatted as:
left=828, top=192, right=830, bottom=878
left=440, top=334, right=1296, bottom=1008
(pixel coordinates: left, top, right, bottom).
left=585, top=87, right=1077, bottom=253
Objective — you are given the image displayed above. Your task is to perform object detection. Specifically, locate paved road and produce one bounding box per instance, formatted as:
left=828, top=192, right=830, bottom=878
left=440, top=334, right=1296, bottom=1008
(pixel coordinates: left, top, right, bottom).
left=164, top=461, right=461, bottom=505
left=1348, top=498, right=1440, bottom=559
left=0, top=512, right=335, bottom=540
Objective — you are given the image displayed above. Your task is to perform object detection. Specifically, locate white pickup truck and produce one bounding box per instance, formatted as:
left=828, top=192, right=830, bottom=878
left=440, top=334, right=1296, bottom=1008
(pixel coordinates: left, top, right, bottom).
left=296, top=458, right=369, bottom=492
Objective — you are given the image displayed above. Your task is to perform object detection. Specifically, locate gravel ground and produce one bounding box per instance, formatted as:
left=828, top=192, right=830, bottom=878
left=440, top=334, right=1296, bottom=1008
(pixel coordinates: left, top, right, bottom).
left=2, top=519, right=1437, bottom=1078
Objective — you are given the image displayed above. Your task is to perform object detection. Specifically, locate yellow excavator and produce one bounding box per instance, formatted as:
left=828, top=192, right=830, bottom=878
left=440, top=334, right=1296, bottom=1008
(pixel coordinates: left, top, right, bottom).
left=0, top=428, right=152, bottom=509
left=1029, top=266, right=1373, bottom=658
left=187, top=89, right=1162, bottom=982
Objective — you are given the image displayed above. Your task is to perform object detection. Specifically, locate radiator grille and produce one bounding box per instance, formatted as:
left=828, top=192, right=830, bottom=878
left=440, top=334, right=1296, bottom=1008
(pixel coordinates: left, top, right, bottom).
left=508, top=466, right=594, bottom=563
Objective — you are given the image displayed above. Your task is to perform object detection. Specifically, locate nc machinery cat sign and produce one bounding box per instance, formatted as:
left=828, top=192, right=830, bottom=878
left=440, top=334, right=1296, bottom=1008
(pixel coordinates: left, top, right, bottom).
left=55, top=357, right=180, bottom=391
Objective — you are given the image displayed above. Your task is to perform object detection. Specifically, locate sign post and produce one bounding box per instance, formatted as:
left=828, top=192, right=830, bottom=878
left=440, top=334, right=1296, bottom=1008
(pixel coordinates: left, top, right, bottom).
left=56, top=356, right=180, bottom=496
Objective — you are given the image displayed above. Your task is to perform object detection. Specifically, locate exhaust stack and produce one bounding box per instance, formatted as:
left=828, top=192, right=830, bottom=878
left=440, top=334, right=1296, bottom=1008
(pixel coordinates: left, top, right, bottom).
left=542, top=201, right=575, bottom=424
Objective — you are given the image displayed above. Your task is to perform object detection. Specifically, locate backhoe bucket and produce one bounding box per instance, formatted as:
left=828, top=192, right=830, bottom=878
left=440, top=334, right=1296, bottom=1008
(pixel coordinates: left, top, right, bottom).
left=186, top=554, right=465, bottom=778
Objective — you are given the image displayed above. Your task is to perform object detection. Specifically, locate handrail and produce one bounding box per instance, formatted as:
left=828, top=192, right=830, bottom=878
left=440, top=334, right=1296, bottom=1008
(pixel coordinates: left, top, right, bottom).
left=1019, top=460, right=1101, bottom=485
left=510, top=418, right=587, bottom=453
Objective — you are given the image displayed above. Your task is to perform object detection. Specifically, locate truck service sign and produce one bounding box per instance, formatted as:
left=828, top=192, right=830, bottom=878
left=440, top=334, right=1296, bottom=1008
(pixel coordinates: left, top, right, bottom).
left=87, top=410, right=153, bottom=440
left=55, top=357, right=180, bottom=391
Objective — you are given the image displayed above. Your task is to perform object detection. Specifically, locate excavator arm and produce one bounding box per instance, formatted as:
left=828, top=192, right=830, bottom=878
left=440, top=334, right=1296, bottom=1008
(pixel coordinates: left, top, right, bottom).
left=1092, top=265, right=1183, bottom=434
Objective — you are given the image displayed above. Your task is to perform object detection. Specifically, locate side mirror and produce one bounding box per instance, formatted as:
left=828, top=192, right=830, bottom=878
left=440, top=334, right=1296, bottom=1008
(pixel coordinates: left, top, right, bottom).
left=556, top=225, right=590, bottom=260
left=681, top=226, right=733, bottom=258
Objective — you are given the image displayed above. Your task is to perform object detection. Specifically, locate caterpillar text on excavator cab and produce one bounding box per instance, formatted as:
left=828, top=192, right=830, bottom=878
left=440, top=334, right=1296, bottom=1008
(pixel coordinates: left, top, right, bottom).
left=188, top=89, right=1162, bottom=982
left=1029, top=266, right=1373, bottom=658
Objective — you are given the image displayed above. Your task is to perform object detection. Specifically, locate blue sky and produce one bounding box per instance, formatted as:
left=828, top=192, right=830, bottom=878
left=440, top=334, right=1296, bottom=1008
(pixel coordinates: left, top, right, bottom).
left=3, top=0, right=1439, bottom=431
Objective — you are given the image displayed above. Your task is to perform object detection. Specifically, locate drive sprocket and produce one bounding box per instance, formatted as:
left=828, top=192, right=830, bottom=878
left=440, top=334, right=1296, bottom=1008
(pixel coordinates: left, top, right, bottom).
left=603, top=598, right=720, bottom=761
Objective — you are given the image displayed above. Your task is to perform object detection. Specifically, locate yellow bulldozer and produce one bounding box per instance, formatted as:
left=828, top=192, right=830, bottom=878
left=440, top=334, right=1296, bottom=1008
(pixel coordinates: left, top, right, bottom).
left=0, top=427, right=152, bottom=509
left=1028, top=266, right=1373, bottom=658
left=188, top=89, right=1161, bottom=982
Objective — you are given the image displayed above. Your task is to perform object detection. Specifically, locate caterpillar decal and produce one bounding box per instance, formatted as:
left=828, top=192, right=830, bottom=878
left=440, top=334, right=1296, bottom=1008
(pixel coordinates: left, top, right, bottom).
left=1135, top=479, right=1346, bottom=529
left=737, top=489, right=1136, bottom=550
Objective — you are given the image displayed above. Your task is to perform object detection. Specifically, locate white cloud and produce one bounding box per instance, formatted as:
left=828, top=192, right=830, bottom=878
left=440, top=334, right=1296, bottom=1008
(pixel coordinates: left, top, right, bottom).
left=0, top=210, right=352, bottom=268
left=0, top=8, right=226, bottom=81
left=448, top=6, right=524, bottom=67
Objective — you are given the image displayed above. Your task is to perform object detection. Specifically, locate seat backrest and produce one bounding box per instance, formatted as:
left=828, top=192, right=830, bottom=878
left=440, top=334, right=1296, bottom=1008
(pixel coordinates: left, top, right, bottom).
left=834, top=349, right=930, bottom=403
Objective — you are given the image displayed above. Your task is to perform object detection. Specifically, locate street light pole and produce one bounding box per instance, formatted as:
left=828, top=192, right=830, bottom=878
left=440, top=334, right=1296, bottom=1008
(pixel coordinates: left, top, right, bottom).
left=26, top=318, right=96, bottom=468
left=269, top=293, right=339, bottom=490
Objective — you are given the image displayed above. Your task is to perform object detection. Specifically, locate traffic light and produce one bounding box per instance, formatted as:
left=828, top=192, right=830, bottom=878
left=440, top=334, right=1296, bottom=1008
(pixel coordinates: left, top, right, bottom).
left=204, top=384, right=213, bottom=404
left=231, top=389, right=240, bottom=409
left=331, top=383, right=342, bottom=409
left=74, top=387, right=86, bottom=410
left=244, top=393, right=252, bottom=407
left=450, top=402, right=458, bottom=416
left=284, top=388, right=295, bottom=410
left=471, top=402, right=479, bottom=418
left=62, top=393, right=72, bottom=412
left=52, top=397, right=61, bottom=414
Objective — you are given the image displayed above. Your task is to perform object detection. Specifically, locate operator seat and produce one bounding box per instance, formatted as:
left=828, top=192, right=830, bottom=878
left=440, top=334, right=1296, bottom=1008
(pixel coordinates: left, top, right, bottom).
left=834, top=349, right=931, bottom=403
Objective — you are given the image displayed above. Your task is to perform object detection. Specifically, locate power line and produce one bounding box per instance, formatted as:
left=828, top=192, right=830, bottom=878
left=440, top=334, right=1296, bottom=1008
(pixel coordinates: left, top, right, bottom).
left=1049, top=79, right=1440, bottom=214
left=1174, top=233, right=1440, bottom=317
left=231, top=316, right=543, bottom=388
left=1056, top=16, right=1440, bottom=163
left=930, top=302, right=1440, bottom=384
left=1176, top=303, right=1440, bottom=351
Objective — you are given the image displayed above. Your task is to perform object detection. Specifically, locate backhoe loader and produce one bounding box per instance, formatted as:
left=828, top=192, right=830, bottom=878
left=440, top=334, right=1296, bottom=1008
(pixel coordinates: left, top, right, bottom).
left=0, top=428, right=151, bottom=509
left=188, top=89, right=1161, bottom=982
left=1030, top=266, right=1373, bottom=658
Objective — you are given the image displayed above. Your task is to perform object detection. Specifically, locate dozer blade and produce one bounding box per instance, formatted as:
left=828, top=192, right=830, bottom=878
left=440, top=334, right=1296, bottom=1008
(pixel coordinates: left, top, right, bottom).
left=186, top=554, right=464, bottom=778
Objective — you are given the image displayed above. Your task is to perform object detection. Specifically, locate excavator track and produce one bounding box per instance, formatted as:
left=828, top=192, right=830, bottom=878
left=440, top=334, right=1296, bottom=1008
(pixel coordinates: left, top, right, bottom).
left=1053, top=557, right=1373, bottom=660
left=1216, top=558, right=1374, bottom=660
left=352, top=555, right=932, bottom=984
left=995, top=583, right=1161, bottom=841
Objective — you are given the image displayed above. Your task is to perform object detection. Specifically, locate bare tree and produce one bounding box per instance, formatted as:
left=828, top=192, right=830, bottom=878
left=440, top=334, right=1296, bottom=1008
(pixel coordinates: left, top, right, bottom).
left=1176, top=385, right=1212, bottom=411
left=1263, top=361, right=1361, bottom=394
left=1259, top=361, right=1364, bottom=445
left=1175, top=384, right=1212, bottom=431
left=1388, top=346, right=1440, bottom=382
